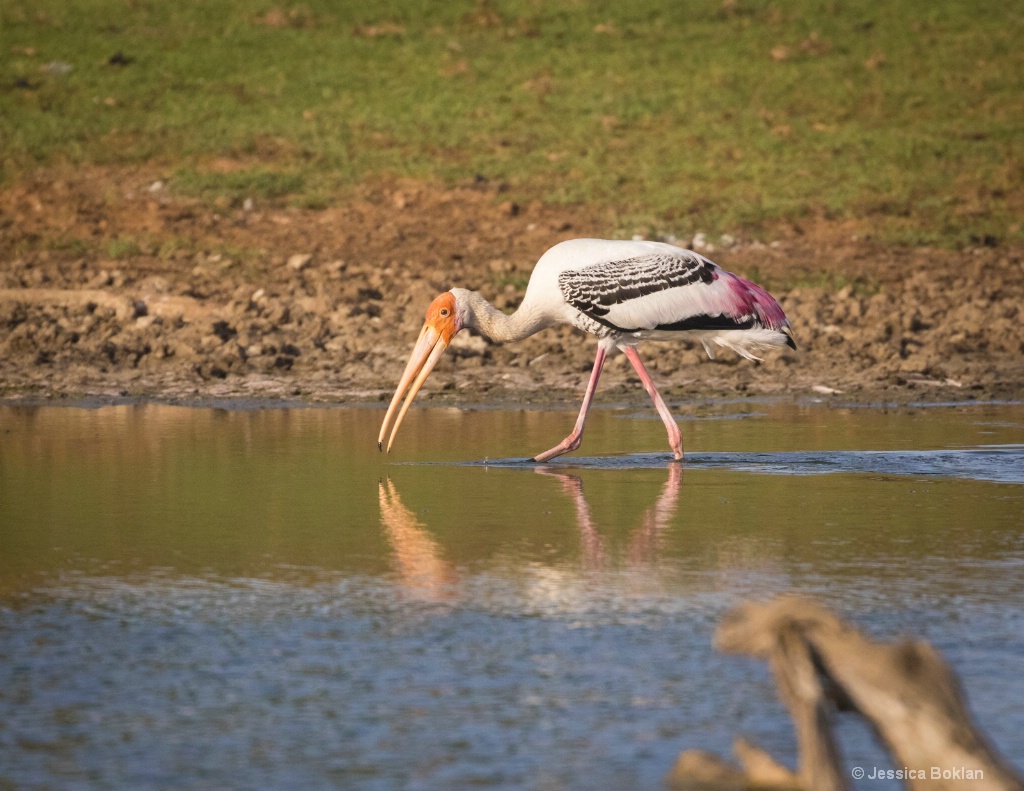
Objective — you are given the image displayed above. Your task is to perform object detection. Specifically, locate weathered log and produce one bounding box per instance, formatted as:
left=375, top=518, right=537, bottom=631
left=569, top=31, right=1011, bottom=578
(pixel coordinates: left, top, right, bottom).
left=667, top=597, right=1023, bottom=791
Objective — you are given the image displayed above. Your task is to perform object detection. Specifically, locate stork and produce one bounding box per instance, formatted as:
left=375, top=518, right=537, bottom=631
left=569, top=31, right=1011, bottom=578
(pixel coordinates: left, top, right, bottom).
left=378, top=238, right=794, bottom=461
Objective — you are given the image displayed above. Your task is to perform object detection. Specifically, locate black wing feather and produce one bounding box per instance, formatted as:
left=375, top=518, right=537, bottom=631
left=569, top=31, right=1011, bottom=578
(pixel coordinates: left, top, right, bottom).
left=559, top=252, right=714, bottom=317
left=559, top=252, right=725, bottom=332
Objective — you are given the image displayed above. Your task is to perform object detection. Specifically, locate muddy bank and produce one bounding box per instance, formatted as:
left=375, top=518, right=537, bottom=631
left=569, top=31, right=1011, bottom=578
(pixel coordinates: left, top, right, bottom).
left=1, top=167, right=1022, bottom=406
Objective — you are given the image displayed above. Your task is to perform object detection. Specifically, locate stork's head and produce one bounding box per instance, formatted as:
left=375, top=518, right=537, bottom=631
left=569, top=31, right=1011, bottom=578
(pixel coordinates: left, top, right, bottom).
left=378, top=292, right=464, bottom=453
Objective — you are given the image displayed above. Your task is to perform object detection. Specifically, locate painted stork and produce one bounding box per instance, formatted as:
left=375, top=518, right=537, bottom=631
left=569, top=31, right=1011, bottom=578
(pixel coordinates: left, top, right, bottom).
left=378, top=238, right=795, bottom=461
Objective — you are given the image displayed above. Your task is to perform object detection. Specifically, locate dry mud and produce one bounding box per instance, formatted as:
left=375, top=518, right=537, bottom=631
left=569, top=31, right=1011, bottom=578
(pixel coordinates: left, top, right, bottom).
left=1, top=166, right=1022, bottom=407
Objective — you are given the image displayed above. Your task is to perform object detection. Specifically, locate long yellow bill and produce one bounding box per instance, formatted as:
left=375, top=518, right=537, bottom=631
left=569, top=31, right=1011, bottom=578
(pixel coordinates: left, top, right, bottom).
left=378, top=323, right=449, bottom=453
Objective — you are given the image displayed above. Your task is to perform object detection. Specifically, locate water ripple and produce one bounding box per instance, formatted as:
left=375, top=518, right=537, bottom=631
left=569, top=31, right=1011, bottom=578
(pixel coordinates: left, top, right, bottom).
left=460, top=445, right=1024, bottom=484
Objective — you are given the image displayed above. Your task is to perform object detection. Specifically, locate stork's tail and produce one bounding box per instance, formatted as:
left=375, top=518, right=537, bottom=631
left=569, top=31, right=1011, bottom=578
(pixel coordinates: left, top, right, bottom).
left=700, top=327, right=794, bottom=361
left=700, top=273, right=795, bottom=360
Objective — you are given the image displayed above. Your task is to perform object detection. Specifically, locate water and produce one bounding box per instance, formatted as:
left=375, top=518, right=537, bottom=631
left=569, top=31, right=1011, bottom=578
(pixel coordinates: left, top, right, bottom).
left=1, top=401, right=1023, bottom=790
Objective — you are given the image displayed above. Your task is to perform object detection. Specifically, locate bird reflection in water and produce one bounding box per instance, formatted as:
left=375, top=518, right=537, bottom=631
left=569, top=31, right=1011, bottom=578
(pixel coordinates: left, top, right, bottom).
left=535, top=463, right=682, bottom=570
left=379, top=464, right=682, bottom=591
left=377, top=478, right=458, bottom=602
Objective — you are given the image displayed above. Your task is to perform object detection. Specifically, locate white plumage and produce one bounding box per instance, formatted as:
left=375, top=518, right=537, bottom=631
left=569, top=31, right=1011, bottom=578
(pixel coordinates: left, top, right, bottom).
left=526, top=239, right=793, bottom=356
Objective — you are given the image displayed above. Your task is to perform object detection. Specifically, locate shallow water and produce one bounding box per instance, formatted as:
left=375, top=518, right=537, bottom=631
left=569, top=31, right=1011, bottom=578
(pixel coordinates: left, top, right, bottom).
left=1, top=400, right=1023, bottom=790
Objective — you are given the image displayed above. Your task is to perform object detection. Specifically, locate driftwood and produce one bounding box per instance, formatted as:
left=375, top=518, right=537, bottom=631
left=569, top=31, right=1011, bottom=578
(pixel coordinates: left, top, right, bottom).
left=667, top=597, right=1023, bottom=791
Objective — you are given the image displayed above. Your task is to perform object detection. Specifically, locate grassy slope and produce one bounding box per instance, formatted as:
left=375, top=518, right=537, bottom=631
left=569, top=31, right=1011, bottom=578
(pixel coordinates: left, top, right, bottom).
left=2, top=0, right=1022, bottom=245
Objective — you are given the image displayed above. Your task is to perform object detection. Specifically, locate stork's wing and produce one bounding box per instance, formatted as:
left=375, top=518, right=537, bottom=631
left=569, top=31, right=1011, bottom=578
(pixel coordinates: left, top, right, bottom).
left=558, top=251, right=789, bottom=335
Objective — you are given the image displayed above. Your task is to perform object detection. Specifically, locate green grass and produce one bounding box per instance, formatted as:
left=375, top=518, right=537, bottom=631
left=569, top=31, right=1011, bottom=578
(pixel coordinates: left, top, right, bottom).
left=2, top=0, right=1022, bottom=246
left=106, top=235, right=142, bottom=259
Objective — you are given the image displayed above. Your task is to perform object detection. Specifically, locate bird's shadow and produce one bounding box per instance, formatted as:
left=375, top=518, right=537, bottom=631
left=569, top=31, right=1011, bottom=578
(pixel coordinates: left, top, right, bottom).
left=378, top=459, right=685, bottom=583
left=532, top=463, right=683, bottom=568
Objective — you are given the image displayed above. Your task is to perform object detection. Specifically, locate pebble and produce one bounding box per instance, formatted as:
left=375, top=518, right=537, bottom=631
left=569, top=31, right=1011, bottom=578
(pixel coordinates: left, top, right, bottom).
left=287, top=254, right=312, bottom=271
left=41, top=61, right=73, bottom=74
left=450, top=333, right=488, bottom=356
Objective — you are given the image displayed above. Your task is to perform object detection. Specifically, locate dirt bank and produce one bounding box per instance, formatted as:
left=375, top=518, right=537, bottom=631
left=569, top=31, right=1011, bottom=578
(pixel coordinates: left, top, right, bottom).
left=1, top=166, right=1022, bottom=406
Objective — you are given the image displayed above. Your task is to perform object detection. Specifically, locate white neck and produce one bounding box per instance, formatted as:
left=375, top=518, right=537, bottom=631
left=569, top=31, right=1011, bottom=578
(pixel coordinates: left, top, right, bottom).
left=452, top=288, right=551, bottom=344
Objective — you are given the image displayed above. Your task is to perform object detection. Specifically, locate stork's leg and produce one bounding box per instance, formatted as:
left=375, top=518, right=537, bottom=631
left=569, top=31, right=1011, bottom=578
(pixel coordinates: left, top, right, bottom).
left=533, top=344, right=608, bottom=462
left=622, top=346, right=683, bottom=460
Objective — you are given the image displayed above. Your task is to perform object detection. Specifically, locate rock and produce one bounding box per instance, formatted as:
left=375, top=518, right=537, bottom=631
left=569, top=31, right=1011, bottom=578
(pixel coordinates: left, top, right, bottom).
left=450, top=333, right=488, bottom=357
left=211, top=321, right=237, bottom=342
left=287, top=253, right=313, bottom=271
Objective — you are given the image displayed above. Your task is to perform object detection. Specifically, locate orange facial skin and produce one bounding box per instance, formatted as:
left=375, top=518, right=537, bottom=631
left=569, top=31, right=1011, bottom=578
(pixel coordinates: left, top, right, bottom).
left=423, top=292, right=460, bottom=344
left=378, top=292, right=463, bottom=453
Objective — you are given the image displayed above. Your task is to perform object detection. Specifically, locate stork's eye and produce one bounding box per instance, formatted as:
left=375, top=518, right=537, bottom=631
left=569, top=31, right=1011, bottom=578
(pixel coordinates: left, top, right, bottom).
left=440, top=308, right=450, bottom=317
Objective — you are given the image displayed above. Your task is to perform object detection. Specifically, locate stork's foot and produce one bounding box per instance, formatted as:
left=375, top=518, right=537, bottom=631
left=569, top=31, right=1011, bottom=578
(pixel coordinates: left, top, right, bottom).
left=668, top=427, right=683, bottom=461
left=532, top=432, right=583, bottom=463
